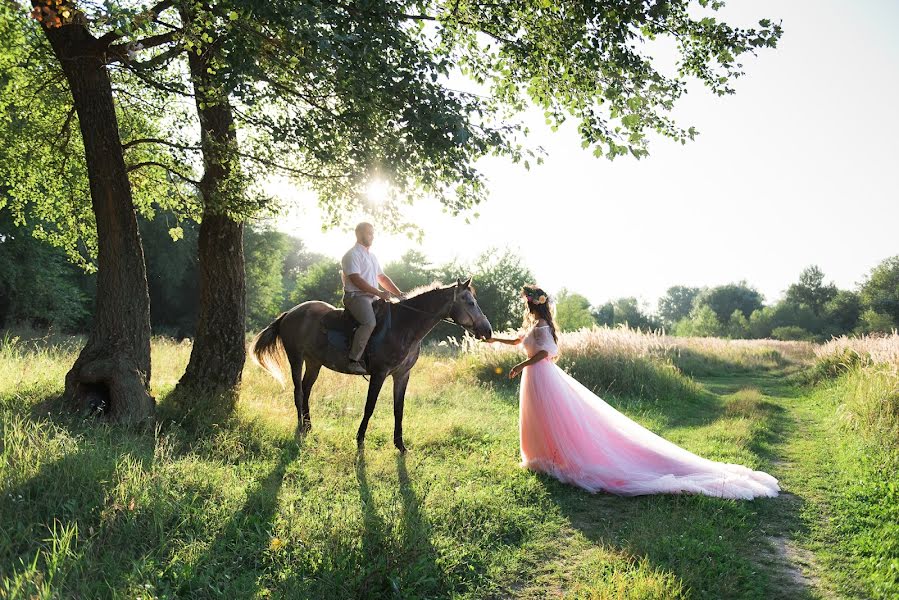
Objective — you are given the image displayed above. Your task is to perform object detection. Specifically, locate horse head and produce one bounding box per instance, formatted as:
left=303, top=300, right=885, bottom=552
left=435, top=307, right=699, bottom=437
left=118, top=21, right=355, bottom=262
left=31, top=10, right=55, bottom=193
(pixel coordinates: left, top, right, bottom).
left=449, top=277, right=493, bottom=340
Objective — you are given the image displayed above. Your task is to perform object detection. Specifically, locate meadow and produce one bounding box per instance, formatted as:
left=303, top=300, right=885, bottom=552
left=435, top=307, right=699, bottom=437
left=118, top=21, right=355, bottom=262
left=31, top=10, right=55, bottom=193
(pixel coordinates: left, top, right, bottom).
left=1, top=328, right=897, bottom=599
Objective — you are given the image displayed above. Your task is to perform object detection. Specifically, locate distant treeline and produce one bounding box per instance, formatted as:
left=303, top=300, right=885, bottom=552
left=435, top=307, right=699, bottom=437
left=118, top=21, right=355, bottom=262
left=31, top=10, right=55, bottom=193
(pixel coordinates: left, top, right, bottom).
left=2, top=209, right=897, bottom=342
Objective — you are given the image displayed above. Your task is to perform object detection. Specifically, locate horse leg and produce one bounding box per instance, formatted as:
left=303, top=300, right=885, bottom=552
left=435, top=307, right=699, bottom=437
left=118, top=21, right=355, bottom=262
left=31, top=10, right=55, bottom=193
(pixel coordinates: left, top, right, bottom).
left=300, top=360, right=321, bottom=432
left=356, top=372, right=387, bottom=449
left=286, top=349, right=306, bottom=432
left=392, top=370, right=411, bottom=453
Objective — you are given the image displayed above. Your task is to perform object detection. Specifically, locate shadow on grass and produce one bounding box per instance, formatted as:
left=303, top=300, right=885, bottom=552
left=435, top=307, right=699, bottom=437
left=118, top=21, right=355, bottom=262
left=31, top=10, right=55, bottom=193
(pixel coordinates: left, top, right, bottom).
left=545, top=483, right=815, bottom=600
left=170, top=443, right=298, bottom=598
left=0, top=445, right=123, bottom=587
left=698, top=372, right=807, bottom=399
left=332, top=454, right=448, bottom=599
left=537, top=371, right=817, bottom=600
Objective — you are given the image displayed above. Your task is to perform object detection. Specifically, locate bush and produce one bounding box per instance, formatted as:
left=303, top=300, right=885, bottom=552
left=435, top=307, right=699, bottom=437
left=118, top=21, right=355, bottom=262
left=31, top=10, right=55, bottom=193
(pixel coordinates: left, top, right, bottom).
left=771, top=326, right=813, bottom=341
left=673, top=305, right=723, bottom=338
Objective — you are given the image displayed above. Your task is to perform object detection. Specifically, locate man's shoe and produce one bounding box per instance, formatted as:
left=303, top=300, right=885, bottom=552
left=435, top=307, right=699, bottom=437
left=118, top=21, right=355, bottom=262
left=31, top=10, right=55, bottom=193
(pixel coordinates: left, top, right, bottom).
left=347, top=360, right=368, bottom=375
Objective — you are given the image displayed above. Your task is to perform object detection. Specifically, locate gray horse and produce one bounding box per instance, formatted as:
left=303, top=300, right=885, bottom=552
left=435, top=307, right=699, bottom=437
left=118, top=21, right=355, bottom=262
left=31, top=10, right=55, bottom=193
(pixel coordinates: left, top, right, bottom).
left=250, top=278, right=493, bottom=452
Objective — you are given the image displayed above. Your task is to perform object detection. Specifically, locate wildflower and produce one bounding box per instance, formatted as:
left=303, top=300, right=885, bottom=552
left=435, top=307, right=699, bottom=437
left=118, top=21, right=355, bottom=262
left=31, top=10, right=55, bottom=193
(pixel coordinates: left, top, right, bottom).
left=269, top=537, right=286, bottom=551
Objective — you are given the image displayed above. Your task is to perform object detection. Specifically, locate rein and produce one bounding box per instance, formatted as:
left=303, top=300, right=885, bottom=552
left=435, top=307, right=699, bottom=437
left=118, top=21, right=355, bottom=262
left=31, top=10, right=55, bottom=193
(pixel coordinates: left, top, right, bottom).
left=387, top=289, right=469, bottom=330
left=392, top=302, right=458, bottom=327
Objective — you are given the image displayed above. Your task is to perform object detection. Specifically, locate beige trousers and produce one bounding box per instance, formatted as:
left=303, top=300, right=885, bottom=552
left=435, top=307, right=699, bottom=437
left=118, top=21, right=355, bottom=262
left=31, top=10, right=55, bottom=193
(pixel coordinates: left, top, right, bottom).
left=344, top=293, right=377, bottom=361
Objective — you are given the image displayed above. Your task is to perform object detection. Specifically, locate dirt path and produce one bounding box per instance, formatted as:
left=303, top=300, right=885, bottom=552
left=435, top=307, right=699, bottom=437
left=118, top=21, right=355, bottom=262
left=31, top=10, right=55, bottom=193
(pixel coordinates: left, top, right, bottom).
left=697, top=371, right=843, bottom=600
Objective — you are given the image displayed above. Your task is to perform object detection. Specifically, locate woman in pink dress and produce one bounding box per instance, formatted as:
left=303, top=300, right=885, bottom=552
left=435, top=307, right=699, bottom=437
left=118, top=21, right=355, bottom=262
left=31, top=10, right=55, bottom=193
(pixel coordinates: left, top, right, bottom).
left=484, top=285, right=779, bottom=500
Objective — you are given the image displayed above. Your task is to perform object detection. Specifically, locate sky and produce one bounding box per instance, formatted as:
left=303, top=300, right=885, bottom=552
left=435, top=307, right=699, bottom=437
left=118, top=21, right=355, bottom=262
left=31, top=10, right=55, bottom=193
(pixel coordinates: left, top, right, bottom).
left=271, top=0, right=899, bottom=310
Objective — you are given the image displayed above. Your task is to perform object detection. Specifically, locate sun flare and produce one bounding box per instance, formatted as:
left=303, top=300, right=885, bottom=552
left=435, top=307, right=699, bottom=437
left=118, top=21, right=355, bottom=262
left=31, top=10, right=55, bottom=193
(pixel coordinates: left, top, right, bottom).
left=365, top=178, right=390, bottom=205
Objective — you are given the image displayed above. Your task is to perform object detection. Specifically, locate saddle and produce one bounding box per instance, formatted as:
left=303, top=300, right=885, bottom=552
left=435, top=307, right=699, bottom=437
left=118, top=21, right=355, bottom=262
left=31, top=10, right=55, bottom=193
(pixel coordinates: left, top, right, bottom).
left=320, top=299, right=392, bottom=362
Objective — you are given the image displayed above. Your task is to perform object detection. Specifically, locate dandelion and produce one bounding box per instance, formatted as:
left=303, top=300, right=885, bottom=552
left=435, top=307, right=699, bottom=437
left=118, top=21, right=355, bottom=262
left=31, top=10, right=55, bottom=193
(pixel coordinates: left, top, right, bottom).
left=494, top=367, right=503, bottom=375
left=269, top=537, right=286, bottom=551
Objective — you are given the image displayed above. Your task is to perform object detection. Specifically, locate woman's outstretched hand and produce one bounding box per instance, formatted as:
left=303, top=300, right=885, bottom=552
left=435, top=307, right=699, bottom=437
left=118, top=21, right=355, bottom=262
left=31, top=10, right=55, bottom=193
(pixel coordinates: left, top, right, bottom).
left=509, top=364, right=524, bottom=379
left=482, top=335, right=523, bottom=345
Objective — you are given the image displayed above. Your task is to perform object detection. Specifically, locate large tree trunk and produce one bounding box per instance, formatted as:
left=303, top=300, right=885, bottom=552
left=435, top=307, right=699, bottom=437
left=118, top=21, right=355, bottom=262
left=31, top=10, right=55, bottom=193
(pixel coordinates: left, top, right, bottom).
left=39, top=20, right=154, bottom=421
left=174, top=211, right=246, bottom=399
left=173, top=11, right=246, bottom=405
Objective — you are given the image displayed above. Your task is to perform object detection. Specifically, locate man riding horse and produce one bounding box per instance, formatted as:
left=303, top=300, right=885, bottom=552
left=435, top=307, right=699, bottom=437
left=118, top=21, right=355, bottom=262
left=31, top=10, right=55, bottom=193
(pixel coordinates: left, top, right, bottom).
left=340, top=222, right=405, bottom=374
left=250, top=222, right=493, bottom=451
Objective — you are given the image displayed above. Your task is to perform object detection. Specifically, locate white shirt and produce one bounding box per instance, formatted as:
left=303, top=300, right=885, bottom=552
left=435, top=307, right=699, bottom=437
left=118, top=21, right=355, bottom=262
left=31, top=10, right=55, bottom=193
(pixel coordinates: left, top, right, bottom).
left=341, top=243, right=384, bottom=294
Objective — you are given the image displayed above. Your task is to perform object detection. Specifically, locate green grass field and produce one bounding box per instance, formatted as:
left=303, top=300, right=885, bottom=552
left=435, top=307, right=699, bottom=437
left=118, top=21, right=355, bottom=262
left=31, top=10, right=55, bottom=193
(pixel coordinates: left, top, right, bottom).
left=1, top=331, right=897, bottom=599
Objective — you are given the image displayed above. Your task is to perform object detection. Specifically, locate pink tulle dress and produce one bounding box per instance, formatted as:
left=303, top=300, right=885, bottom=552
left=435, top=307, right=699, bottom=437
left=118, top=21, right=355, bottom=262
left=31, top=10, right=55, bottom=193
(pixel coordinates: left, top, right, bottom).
left=518, top=325, right=779, bottom=499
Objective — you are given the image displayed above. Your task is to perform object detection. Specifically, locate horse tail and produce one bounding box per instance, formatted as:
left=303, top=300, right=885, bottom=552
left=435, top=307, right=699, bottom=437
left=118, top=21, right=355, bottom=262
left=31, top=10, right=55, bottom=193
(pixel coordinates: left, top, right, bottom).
left=250, top=312, right=289, bottom=387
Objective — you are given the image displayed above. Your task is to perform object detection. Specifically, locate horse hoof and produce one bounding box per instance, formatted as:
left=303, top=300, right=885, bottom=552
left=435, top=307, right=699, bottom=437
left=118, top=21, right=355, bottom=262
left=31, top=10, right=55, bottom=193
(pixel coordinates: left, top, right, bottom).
left=395, top=441, right=407, bottom=454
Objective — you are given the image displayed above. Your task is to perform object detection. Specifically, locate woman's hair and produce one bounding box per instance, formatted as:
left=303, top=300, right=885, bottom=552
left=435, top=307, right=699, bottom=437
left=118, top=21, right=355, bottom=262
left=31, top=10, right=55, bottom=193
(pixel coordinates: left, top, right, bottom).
left=521, top=284, right=559, bottom=343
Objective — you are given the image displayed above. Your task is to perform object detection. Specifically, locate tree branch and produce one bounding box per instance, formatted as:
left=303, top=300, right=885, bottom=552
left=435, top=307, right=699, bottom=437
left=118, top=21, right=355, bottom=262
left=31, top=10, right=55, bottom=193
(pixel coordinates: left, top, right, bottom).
left=235, top=150, right=348, bottom=181
left=110, top=43, right=182, bottom=69
left=119, top=62, right=193, bottom=97
left=122, top=137, right=200, bottom=152
left=109, top=30, right=178, bottom=57
left=54, top=105, right=77, bottom=149
left=97, top=0, right=176, bottom=47
left=392, top=10, right=518, bottom=45
left=127, top=161, right=200, bottom=185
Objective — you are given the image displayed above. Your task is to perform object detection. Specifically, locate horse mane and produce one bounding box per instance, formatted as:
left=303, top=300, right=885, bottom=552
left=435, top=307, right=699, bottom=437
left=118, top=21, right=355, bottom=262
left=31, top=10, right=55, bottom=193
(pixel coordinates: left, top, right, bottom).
left=404, top=281, right=450, bottom=298
left=403, top=281, right=476, bottom=299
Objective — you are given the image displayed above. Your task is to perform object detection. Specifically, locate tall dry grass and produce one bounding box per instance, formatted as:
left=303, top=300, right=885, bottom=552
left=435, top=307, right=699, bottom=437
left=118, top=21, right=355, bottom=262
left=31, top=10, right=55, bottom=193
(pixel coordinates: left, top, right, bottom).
left=816, top=331, right=899, bottom=369
left=455, top=325, right=814, bottom=401
left=812, top=332, right=899, bottom=451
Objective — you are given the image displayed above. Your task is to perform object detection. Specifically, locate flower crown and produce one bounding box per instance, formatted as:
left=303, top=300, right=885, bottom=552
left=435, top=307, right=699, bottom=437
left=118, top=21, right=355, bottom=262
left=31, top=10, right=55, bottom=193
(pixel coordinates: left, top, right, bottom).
left=523, top=288, right=548, bottom=305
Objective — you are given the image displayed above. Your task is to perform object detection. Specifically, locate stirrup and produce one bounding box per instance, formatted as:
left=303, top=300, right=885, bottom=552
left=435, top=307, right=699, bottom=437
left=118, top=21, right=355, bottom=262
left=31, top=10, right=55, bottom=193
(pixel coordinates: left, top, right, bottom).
left=347, top=360, right=368, bottom=375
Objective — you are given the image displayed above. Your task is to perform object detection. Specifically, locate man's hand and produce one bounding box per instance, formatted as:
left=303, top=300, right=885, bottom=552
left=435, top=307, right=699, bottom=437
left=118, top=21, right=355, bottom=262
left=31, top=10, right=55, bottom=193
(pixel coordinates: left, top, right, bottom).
left=377, top=290, right=392, bottom=301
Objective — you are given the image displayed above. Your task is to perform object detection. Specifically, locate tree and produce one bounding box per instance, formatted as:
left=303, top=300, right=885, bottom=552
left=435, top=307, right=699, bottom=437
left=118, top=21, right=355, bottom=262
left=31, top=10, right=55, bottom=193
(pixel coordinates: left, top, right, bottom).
left=2, top=1, right=183, bottom=421
left=725, top=309, right=750, bottom=339
left=657, top=286, right=702, bottom=327
left=857, top=309, right=896, bottom=334
left=591, top=302, right=615, bottom=327
left=124, top=0, right=780, bottom=399
left=139, top=211, right=199, bottom=338
left=0, top=209, right=91, bottom=330
left=281, top=237, right=328, bottom=310
left=450, top=248, right=534, bottom=334
left=384, top=250, right=439, bottom=293
left=245, top=227, right=290, bottom=331
left=785, top=265, right=837, bottom=316
left=610, top=297, right=658, bottom=330
left=859, top=256, right=899, bottom=328
left=748, top=307, right=774, bottom=339
left=695, top=283, right=764, bottom=324
left=555, top=289, right=595, bottom=332
left=821, top=290, right=861, bottom=336
left=771, top=326, right=813, bottom=341
left=674, top=305, right=723, bottom=337
left=292, top=259, right=344, bottom=308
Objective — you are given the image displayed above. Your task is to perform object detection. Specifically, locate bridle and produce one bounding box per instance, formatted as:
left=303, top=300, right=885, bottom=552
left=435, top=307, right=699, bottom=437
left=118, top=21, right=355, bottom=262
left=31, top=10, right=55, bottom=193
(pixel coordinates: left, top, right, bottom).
left=388, top=287, right=480, bottom=333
